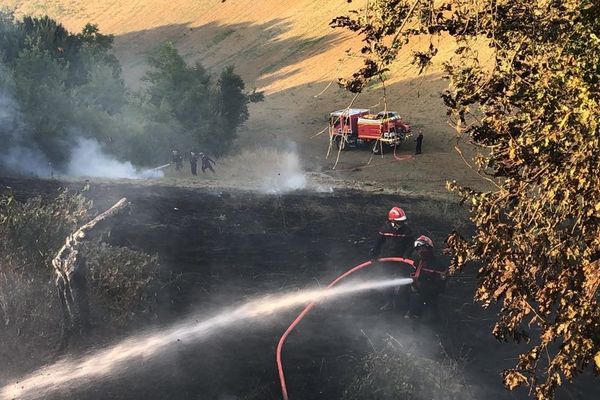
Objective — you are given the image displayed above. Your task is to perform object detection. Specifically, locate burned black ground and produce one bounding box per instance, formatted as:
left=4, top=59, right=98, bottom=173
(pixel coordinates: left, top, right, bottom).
left=0, top=177, right=594, bottom=400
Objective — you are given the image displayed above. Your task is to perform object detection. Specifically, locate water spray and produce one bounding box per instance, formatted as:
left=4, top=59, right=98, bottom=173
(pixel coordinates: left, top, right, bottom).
left=276, top=257, right=415, bottom=400
left=1, top=276, right=412, bottom=400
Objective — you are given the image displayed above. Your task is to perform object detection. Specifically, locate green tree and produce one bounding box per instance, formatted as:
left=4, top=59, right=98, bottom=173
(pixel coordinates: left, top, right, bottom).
left=142, top=43, right=261, bottom=156
left=0, top=11, right=21, bottom=64
left=218, top=65, right=249, bottom=130
left=12, top=44, right=72, bottom=164
left=0, top=13, right=128, bottom=169
left=333, top=1, right=599, bottom=398
left=0, top=13, right=260, bottom=171
left=20, top=15, right=80, bottom=69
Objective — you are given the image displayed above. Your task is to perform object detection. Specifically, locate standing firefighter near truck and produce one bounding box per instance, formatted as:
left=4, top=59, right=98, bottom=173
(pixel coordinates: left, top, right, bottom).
left=406, top=235, right=447, bottom=320
left=370, top=206, right=415, bottom=311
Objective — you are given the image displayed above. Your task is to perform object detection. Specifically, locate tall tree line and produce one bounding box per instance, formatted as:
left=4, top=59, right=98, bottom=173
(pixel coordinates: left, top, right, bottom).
left=0, top=12, right=262, bottom=173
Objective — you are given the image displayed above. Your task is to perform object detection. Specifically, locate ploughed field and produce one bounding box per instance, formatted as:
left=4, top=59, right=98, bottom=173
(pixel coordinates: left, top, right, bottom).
left=0, top=177, right=566, bottom=400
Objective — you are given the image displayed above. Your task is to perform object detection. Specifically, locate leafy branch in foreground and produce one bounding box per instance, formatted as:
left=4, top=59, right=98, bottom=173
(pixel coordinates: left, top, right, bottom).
left=334, top=1, right=599, bottom=398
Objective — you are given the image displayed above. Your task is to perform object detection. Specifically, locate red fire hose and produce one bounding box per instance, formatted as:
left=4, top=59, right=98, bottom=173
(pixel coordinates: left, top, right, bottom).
left=276, top=257, right=415, bottom=400
left=393, top=143, right=414, bottom=161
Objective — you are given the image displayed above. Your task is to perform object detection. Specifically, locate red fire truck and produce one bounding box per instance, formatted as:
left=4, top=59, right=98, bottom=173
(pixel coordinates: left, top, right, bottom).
left=329, top=109, right=411, bottom=153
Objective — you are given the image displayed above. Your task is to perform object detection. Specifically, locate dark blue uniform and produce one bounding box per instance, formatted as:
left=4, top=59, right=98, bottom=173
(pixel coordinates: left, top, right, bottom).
left=408, top=248, right=446, bottom=319
left=370, top=222, right=415, bottom=310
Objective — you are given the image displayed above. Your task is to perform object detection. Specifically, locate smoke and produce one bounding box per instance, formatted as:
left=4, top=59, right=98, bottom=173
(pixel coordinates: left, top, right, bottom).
left=1, top=85, right=315, bottom=188
left=0, top=145, right=52, bottom=177
left=0, top=89, right=300, bottom=185
left=255, top=148, right=306, bottom=193
left=206, top=146, right=333, bottom=193
left=66, top=137, right=163, bottom=179
left=0, top=93, right=52, bottom=177
left=0, top=91, right=162, bottom=180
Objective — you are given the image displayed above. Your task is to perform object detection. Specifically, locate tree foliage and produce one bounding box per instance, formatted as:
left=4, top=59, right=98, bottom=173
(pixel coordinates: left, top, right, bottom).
left=0, top=12, right=127, bottom=167
left=142, top=43, right=262, bottom=157
left=334, top=1, right=599, bottom=398
left=0, top=13, right=262, bottom=172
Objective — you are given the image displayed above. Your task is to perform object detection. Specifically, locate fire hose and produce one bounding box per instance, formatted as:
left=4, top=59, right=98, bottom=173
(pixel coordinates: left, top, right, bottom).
left=149, top=163, right=171, bottom=171
left=392, top=142, right=414, bottom=162
left=276, top=257, right=415, bottom=400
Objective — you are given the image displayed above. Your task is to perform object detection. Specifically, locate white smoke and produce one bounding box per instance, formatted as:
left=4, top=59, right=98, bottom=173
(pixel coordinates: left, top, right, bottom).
left=213, top=146, right=307, bottom=193
left=0, top=93, right=52, bottom=177
left=0, top=90, right=162, bottom=180
left=0, top=144, right=52, bottom=177
left=66, top=137, right=163, bottom=180
left=258, top=149, right=307, bottom=193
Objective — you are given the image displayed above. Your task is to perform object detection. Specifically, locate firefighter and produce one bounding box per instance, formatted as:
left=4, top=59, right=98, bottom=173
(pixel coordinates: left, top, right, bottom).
left=415, top=130, right=423, bottom=155
left=370, top=206, right=415, bottom=311
left=200, top=152, right=216, bottom=173
left=189, top=151, right=199, bottom=176
left=406, top=235, right=447, bottom=320
left=171, top=150, right=183, bottom=171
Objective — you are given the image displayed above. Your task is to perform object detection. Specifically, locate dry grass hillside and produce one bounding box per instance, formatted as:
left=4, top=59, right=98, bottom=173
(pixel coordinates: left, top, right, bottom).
left=6, top=0, right=487, bottom=195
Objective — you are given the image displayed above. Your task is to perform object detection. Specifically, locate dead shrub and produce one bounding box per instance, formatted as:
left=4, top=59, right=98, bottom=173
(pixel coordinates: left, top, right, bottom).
left=0, top=188, right=159, bottom=374
left=343, top=339, right=474, bottom=400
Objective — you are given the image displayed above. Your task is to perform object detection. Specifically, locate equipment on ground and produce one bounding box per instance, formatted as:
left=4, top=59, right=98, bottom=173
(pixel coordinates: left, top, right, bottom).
left=329, top=109, right=411, bottom=154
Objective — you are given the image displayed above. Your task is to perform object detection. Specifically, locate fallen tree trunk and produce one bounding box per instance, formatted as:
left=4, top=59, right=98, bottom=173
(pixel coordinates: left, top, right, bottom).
left=52, top=197, right=129, bottom=349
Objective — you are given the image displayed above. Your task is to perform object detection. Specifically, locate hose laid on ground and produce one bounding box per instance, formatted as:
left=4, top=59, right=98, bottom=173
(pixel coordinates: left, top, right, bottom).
left=393, top=142, right=414, bottom=162
left=276, top=257, right=415, bottom=400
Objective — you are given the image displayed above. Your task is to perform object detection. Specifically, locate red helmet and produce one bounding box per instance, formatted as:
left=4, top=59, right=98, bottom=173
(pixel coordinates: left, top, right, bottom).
left=414, top=235, right=433, bottom=248
left=387, top=206, right=407, bottom=222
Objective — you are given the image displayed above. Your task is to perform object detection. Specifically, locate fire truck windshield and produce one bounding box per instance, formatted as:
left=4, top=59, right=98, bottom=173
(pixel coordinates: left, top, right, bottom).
left=376, top=112, right=398, bottom=119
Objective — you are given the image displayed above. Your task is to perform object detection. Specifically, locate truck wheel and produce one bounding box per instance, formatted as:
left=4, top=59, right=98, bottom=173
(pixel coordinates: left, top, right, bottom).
left=334, top=136, right=347, bottom=151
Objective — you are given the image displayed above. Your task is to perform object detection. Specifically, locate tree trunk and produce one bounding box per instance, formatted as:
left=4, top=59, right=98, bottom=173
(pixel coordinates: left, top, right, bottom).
left=53, top=198, right=129, bottom=350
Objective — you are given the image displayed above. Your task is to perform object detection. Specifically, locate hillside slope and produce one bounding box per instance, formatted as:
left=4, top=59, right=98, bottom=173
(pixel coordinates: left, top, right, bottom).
left=6, top=0, right=485, bottom=194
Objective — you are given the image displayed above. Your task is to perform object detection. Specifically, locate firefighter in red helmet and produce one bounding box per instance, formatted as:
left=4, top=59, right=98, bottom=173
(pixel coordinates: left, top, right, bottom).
left=370, top=206, right=415, bottom=311
left=406, top=235, right=447, bottom=320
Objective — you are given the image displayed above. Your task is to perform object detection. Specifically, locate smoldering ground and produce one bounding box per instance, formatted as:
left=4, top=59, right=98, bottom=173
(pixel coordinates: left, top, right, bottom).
left=163, top=145, right=333, bottom=194
left=1, top=278, right=413, bottom=400
left=0, top=178, right=544, bottom=400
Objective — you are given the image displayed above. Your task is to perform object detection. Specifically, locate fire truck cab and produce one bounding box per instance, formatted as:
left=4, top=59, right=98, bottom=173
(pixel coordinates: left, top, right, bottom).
left=329, top=109, right=411, bottom=153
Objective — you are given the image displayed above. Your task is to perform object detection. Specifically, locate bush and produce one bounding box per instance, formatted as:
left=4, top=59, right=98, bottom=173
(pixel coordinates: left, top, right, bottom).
left=343, top=340, right=473, bottom=400
left=84, top=242, right=159, bottom=325
left=0, top=189, right=159, bottom=372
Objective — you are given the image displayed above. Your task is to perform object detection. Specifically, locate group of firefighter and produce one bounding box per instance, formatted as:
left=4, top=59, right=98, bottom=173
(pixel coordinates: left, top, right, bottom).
left=170, top=150, right=216, bottom=175
left=370, top=206, right=447, bottom=320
